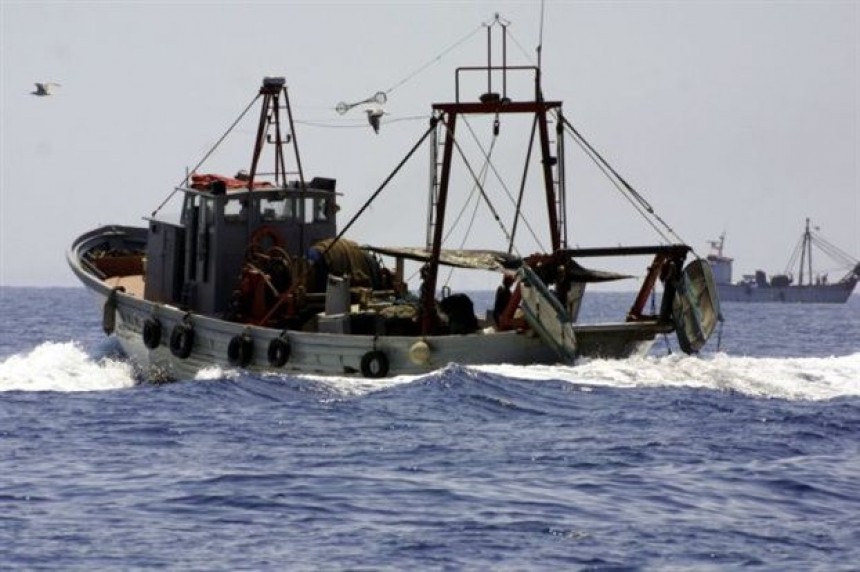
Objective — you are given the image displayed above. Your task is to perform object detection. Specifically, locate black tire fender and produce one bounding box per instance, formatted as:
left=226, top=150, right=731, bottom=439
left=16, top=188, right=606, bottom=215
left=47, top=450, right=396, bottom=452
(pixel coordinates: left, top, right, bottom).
left=142, top=318, right=162, bottom=349
left=169, top=322, right=194, bottom=359
left=360, top=350, right=389, bottom=379
left=267, top=336, right=291, bottom=367
left=227, top=334, right=254, bottom=367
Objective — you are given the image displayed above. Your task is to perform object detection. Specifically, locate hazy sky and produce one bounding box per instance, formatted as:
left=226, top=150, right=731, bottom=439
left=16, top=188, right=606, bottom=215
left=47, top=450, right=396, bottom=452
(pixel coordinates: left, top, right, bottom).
left=1, top=0, right=858, bottom=291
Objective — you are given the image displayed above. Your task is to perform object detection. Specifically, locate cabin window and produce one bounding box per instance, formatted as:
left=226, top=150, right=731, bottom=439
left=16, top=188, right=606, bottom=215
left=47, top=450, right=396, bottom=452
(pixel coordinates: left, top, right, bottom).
left=304, top=198, right=316, bottom=224
left=200, top=196, right=215, bottom=225
left=224, top=197, right=249, bottom=221
left=259, top=197, right=295, bottom=222
left=313, top=197, right=331, bottom=222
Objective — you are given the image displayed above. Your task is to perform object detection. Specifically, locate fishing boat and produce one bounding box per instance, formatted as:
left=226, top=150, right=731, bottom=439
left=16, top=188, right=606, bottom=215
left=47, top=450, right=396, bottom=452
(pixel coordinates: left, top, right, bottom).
left=707, top=220, right=860, bottom=303
left=68, top=19, right=720, bottom=380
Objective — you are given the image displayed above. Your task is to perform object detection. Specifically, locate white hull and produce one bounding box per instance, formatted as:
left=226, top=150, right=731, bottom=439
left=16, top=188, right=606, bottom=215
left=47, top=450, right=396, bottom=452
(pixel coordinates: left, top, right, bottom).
left=68, top=226, right=669, bottom=380
left=91, top=286, right=662, bottom=380
left=97, top=286, right=550, bottom=379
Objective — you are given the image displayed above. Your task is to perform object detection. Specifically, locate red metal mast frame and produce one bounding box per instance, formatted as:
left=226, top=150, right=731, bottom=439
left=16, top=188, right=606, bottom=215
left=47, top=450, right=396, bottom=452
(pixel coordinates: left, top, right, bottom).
left=419, top=28, right=565, bottom=333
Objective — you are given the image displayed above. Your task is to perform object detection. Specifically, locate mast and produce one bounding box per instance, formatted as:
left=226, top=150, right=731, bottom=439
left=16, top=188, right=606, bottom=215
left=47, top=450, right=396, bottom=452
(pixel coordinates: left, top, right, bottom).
left=246, top=77, right=307, bottom=248
left=798, top=217, right=812, bottom=286
left=247, top=77, right=306, bottom=190
left=421, top=17, right=565, bottom=334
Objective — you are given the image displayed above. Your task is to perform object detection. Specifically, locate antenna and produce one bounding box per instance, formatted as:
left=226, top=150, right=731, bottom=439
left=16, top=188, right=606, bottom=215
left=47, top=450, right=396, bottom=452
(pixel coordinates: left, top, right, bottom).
left=537, top=0, right=546, bottom=71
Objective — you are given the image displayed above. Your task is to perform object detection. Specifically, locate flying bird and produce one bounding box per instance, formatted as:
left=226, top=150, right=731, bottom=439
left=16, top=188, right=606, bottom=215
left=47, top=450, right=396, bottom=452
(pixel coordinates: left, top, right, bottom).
left=365, top=104, right=386, bottom=134
left=31, top=82, right=61, bottom=96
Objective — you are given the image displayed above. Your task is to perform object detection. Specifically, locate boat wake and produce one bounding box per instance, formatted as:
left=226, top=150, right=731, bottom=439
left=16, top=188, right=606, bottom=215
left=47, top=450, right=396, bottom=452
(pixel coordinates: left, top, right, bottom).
left=303, top=353, right=860, bottom=402
left=0, top=341, right=136, bottom=392
left=475, top=353, right=860, bottom=401
left=1, top=341, right=856, bottom=401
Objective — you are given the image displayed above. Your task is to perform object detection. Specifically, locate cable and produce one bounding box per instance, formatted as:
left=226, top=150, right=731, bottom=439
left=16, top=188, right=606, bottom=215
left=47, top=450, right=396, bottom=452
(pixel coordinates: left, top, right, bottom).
left=459, top=116, right=545, bottom=250
left=294, top=114, right=429, bottom=130
left=443, top=118, right=518, bottom=255
left=324, top=118, right=439, bottom=255
left=560, top=114, right=690, bottom=247
left=151, top=93, right=261, bottom=217
left=440, top=128, right=499, bottom=288
left=383, top=24, right=484, bottom=96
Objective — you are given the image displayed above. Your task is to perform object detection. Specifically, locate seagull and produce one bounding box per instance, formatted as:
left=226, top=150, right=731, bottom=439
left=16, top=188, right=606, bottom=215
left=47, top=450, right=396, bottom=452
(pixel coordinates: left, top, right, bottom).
left=365, top=104, right=386, bottom=134
left=31, top=82, right=61, bottom=96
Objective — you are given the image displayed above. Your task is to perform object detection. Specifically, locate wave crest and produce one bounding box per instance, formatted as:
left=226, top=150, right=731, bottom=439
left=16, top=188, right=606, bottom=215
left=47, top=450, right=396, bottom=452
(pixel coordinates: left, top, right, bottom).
left=0, top=342, right=136, bottom=392
left=476, top=353, right=860, bottom=401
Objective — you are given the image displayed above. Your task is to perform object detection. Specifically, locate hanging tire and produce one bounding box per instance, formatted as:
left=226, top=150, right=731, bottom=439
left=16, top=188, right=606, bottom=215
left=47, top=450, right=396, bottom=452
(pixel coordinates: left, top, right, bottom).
left=170, top=322, right=194, bottom=359
left=142, top=318, right=162, bottom=349
left=228, top=334, right=254, bottom=367
left=360, top=350, right=389, bottom=378
left=267, top=336, right=291, bottom=367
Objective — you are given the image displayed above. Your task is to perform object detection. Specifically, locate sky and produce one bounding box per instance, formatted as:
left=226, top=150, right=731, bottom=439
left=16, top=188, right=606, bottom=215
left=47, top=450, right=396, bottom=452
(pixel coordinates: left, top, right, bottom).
left=1, top=0, right=858, bottom=292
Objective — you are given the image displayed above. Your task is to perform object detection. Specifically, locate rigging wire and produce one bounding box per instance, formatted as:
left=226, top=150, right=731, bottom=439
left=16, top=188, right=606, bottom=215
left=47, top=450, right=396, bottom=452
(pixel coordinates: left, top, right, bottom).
left=564, top=122, right=669, bottom=243
left=811, top=230, right=858, bottom=266
left=323, top=119, right=439, bottom=255
left=509, top=116, right=538, bottom=254
left=152, top=93, right=261, bottom=217
left=441, top=130, right=499, bottom=288
left=442, top=134, right=497, bottom=247
left=459, top=116, right=546, bottom=250
left=439, top=116, right=518, bottom=255
left=332, top=21, right=483, bottom=120
left=783, top=227, right=857, bottom=280
left=294, top=114, right=429, bottom=129
left=382, top=24, right=485, bottom=96
left=559, top=113, right=689, bottom=247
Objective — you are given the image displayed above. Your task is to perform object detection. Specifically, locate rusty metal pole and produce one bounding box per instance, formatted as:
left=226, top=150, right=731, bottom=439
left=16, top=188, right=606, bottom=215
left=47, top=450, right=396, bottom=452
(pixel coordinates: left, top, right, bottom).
left=536, top=105, right=560, bottom=251
left=422, top=112, right=458, bottom=335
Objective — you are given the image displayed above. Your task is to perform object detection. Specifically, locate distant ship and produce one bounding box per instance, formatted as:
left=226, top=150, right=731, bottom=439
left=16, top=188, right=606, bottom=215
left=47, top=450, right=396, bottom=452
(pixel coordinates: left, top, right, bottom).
left=707, top=219, right=860, bottom=303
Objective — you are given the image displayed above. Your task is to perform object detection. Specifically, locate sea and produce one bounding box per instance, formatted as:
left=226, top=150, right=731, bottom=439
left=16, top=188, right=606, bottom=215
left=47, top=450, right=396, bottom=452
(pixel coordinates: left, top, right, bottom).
left=1, top=286, right=858, bottom=571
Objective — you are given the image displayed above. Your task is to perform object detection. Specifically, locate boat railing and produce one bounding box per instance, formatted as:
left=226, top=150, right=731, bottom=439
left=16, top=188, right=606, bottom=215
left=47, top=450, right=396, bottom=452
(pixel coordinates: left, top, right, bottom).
left=454, top=64, right=540, bottom=104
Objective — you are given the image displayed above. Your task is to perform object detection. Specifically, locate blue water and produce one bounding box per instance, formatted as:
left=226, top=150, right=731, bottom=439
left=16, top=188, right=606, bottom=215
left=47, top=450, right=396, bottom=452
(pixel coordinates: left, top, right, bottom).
left=1, top=287, right=859, bottom=570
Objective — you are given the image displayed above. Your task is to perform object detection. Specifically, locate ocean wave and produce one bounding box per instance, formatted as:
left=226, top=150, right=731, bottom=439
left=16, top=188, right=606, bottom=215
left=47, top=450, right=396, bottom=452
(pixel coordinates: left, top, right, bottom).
left=475, top=353, right=860, bottom=401
left=2, top=341, right=857, bottom=401
left=0, top=341, right=136, bottom=392
left=284, top=353, right=860, bottom=401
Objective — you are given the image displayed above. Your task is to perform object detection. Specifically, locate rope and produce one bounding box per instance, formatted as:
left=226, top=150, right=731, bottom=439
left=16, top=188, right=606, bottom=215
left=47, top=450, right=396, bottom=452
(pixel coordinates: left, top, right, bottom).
left=151, top=93, right=261, bottom=217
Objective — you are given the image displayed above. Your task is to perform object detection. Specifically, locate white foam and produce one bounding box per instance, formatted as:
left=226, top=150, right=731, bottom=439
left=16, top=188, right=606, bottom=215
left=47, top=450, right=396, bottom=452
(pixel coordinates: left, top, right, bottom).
left=194, top=366, right=235, bottom=381
left=475, top=352, right=860, bottom=401
left=259, top=354, right=860, bottom=401
left=0, top=342, right=136, bottom=392
left=282, top=370, right=423, bottom=397
left=6, top=342, right=853, bottom=401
